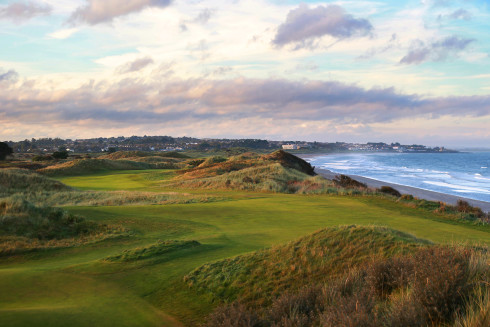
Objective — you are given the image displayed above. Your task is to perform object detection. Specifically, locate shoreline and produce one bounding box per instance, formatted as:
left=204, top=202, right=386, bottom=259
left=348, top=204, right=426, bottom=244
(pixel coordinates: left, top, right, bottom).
left=314, top=167, right=490, bottom=213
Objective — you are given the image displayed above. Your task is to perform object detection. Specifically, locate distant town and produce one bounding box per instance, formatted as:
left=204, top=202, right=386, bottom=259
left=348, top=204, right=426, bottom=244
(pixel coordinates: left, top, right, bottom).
left=3, top=135, right=456, bottom=155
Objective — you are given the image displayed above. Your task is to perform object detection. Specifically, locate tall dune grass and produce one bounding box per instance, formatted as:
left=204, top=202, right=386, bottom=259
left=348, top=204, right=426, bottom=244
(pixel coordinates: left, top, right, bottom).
left=0, top=168, right=72, bottom=194
left=0, top=196, right=128, bottom=256
left=198, top=226, right=489, bottom=327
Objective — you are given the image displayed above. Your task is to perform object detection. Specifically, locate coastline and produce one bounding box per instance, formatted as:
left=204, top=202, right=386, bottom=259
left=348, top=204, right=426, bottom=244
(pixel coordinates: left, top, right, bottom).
left=314, top=167, right=490, bottom=213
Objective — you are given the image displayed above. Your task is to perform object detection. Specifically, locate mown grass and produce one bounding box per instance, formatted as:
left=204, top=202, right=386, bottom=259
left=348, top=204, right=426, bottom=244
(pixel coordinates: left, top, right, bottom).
left=1, top=161, right=489, bottom=327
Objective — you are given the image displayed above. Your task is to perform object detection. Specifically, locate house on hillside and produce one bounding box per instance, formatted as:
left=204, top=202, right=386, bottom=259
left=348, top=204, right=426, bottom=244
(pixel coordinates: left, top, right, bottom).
left=282, top=144, right=300, bottom=150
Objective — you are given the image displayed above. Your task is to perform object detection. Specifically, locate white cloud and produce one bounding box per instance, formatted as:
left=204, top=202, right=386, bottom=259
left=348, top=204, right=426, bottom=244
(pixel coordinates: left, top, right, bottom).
left=48, top=27, right=79, bottom=39
left=69, top=0, right=173, bottom=25
left=0, top=1, right=52, bottom=23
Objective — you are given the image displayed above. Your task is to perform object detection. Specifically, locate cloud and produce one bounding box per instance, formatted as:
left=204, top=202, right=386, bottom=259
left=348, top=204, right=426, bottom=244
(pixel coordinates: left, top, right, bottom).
left=0, top=69, right=19, bottom=83
left=212, top=66, right=233, bottom=76
left=432, top=0, right=453, bottom=7
left=400, top=36, right=474, bottom=65
left=116, top=57, right=154, bottom=74
left=48, top=28, right=80, bottom=39
left=358, top=33, right=398, bottom=60
left=448, top=8, right=472, bottom=20
left=0, top=1, right=52, bottom=23
left=273, top=4, right=373, bottom=49
left=2, top=74, right=489, bottom=134
left=180, top=8, right=214, bottom=32
left=69, top=0, right=173, bottom=25
left=193, top=8, right=213, bottom=24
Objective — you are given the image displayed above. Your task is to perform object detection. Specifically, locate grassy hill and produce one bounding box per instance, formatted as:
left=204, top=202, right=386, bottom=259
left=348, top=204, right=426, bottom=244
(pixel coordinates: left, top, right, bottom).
left=39, top=158, right=154, bottom=176
left=168, top=150, right=333, bottom=193
left=0, top=196, right=127, bottom=256
left=202, top=233, right=489, bottom=327
left=0, top=168, right=72, bottom=194
left=185, top=225, right=429, bottom=306
left=100, top=150, right=190, bottom=160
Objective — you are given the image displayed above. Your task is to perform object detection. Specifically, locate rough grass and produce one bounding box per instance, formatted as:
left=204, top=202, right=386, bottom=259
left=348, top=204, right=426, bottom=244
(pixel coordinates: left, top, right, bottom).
left=397, top=195, right=489, bottom=225
left=171, top=163, right=322, bottom=193
left=185, top=225, right=429, bottom=307
left=1, top=168, right=219, bottom=207
left=19, top=190, right=224, bottom=207
left=39, top=158, right=155, bottom=176
left=197, top=156, right=228, bottom=167
left=0, top=197, right=127, bottom=256
left=203, top=234, right=489, bottom=327
left=104, top=240, right=201, bottom=262
left=0, top=168, right=72, bottom=194
left=100, top=151, right=189, bottom=160
left=99, top=151, right=188, bottom=169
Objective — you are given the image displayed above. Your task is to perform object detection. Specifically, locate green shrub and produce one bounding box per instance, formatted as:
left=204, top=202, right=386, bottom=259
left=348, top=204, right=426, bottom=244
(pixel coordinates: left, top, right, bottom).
left=52, top=151, right=68, bottom=159
left=32, top=155, right=53, bottom=162
left=333, top=175, right=367, bottom=189
left=378, top=186, right=402, bottom=197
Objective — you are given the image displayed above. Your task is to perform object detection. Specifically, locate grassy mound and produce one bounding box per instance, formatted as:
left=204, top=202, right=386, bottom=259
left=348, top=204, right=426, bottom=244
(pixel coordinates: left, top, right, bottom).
left=0, top=197, right=98, bottom=240
left=0, top=168, right=72, bottom=194
left=173, top=163, right=330, bottom=193
left=39, top=158, right=153, bottom=176
left=158, top=151, right=190, bottom=158
left=197, top=156, right=228, bottom=167
left=197, top=226, right=489, bottom=327
left=206, top=246, right=489, bottom=327
left=104, top=240, right=201, bottom=262
left=99, top=151, right=151, bottom=159
left=185, top=225, right=429, bottom=306
left=100, top=151, right=189, bottom=160
left=170, top=151, right=328, bottom=193
left=0, top=197, right=126, bottom=255
left=263, top=150, right=316, bottom=176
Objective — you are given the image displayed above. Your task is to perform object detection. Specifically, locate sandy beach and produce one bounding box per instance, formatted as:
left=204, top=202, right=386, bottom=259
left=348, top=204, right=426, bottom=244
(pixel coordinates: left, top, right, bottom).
left=314, top=167, right=490, bottom=213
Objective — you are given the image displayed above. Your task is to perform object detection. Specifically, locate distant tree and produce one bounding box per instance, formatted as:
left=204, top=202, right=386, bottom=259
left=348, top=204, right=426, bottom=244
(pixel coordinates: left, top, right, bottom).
left=52, top=150, right=68, bottom=159
left=0, top=142, right=13, bottom=160
left=199, top=142, right=211, bottom=150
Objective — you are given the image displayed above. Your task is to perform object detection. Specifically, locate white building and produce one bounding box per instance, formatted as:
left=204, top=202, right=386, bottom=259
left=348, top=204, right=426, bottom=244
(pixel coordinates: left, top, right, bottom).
left=282, top=144, right=300, bottom=150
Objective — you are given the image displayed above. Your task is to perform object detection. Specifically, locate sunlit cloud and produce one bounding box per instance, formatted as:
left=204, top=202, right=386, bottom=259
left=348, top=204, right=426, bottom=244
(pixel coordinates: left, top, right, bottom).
left=0, top=1, right=52, bottom=23
left=400, top=36, right=474, bottom=65
left=273, top=4, right=373, bottom=49
left=69, top=0, right=173, bottom=25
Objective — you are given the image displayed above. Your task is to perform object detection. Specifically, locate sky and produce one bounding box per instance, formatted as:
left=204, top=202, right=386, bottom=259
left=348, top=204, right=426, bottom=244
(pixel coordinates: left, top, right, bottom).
left=0, top=0, right=489, bottom=147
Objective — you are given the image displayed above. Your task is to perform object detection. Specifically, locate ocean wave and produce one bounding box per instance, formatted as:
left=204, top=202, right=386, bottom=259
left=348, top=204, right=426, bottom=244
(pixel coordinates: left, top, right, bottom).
left=308, top=152, right=490, bottom=201
left=423, top=181, right=490, bottom=195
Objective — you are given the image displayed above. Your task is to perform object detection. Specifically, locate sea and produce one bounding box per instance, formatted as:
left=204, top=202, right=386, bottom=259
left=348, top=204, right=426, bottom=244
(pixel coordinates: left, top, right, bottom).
left=306, top=152, right=490, bottom=203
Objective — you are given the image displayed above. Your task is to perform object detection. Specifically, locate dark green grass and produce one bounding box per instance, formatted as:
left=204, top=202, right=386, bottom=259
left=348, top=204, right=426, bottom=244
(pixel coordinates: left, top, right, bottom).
left=1, top=169, right=489, bottom=327
left=57, top=169, right=177, bottom=191
left=104, top=240, right=201, bottom=262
